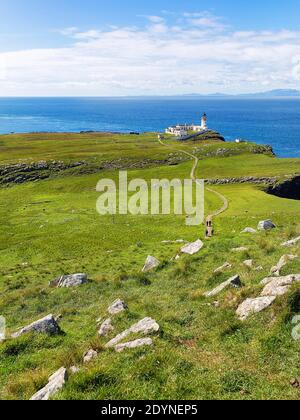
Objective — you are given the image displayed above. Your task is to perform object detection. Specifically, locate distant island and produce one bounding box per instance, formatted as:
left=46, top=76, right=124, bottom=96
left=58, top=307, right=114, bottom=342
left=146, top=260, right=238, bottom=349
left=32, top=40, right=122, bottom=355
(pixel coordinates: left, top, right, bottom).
left=180, top=89, right=300, bottom=98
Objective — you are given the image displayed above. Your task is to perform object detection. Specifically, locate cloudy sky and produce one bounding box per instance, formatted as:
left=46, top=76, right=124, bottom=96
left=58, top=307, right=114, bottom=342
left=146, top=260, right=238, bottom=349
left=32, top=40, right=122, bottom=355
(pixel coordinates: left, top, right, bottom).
left=1, top=0, right=300, bottom=96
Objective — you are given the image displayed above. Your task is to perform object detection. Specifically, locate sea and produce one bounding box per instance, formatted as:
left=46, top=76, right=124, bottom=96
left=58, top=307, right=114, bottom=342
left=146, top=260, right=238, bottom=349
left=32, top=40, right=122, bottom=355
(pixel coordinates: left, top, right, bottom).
left=0, top=97, right=299, bottom=158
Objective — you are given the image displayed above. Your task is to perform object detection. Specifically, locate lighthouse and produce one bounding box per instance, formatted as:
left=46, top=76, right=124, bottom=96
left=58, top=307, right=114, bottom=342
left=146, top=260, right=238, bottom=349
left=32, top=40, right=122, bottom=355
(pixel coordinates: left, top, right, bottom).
left=201, top=113, right=207, bottom=130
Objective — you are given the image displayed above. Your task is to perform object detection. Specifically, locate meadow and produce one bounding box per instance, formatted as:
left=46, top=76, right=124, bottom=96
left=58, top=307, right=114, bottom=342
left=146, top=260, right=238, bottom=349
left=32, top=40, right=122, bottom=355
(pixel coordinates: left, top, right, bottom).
left=0, top=131, right=299, bottom=400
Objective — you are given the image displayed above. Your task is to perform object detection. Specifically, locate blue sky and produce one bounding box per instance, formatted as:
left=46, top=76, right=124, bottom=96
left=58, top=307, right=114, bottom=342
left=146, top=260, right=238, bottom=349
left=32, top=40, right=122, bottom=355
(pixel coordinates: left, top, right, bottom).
left=1, top=0, right=300, bottom=95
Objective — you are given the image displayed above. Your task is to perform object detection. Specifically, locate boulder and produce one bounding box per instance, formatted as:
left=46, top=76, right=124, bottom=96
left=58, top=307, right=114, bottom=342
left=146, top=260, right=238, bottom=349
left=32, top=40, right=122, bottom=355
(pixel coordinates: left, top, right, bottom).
left=106, top=317, right=160, bottom=349
left=241, top=228, right=257, bottom=234
left=108, top=299, right=128, bottom=315
left=214, top=262, right=232, bottom=274
left=50, top=273, right=88, bottom=288
left=181, top=239, right=204, bottom=255
left=30, top=367, right=67, bottom=401
left=115, top=338, right=153, bottom=353
left=12, top=314, right=60, bottom=338
left=261, top=274, right=300, bottom=297
left=83, top=349, right=98, bottom=363
left=270, top=255, right=298, bottom=276
left=142, top=256, right=160, bottom=273
left=258, top=220, right=276, bottom=231
left=243, top=260, right=254, bottom=269
left=204, top=275, right=242, bottom=298
left=236, top=296, right=277, bottom=321
left=282, top=237, right=300, bottom=247
left=99, top=318, right=114, bottom=337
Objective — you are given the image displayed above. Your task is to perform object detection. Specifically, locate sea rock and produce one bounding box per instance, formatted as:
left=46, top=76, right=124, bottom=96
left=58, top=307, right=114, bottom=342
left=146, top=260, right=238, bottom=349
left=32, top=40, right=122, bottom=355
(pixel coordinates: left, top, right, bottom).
left=106, top=317, right=160, bottom=349
left=236, top=296, right=277, bottom=321
left=241, top=228, right=257, bottom=234
left=49, top=273, right=88, bottom=288
left=12, top=314, right=60, bottom=338
left=30, top=367, right=67, bottom=401
left=204, top=275, right=242, bottom=298
left=99, top=318, right=114, bottom=337
left=181, top=239, right=204, bottom=255
left=232, top=247, right=249, bottom=252
left=270, top=255, right=298, bottom=276
left=115, top=338, right=153, bottom=353
left=83, top=349, right=98, bottom=363
left=260, top=274, right=300, bottom=297
left=142, top=256, right=160, bottom=273
left=258, top=220, right=276, bottom=231
left=243, top=260, right=254, bottom=269
left=282, top=237, right=300, bottom=247
left=214, top=262, right=232, bottom=274
left=108, top=299, right=128, bottom=315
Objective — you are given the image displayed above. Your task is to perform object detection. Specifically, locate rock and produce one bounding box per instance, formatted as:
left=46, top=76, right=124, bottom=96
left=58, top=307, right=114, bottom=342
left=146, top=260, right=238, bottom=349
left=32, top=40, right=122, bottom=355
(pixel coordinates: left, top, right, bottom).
left=255, top=266, right=264, bottom=272
left=181, top=239, right=204, bottom=255
left=290, top=378, right=300, bottom=389
left=50, top=273, right=88, bottom=288
left=106, top=317, right=160, bottom=349
left=108, top=299, right=128, bottom=315
left=282, top=237, right=300, bottom=247
left=241, top=228, right=257, bottom=234
left=258, top=220, right=276, bottom=231
left=142, top=256, right=160, bottom=273
left=70, top=366, right=80, bottom=374
left=261, top=274, right=300, bottom=297
left=12, top=314, right=60, bottom=338
left=232, top=247, right=249, bottom=252
left=115, top=338, right=153, bottom=353
left=99, top=318, right=114, bottom=337
left=243, top=260, right=254, bottom=269
left=204, top=275, right=242, bottom=298
left=214, top=262, right=232, bottom=274
left=236, top=296, right=277, bottom=321
left=30, top=367, right=67, bottom=401
left=175, top=254, right=181, bottom=261
left=83, top=349, right=98, bottom=363
left=270, top=255, right=298, bottom=276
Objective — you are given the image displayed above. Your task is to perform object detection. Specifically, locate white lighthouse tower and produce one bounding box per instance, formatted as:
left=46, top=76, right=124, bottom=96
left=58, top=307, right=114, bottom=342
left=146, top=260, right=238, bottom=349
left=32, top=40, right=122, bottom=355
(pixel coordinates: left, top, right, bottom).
left=201, top=113, right=208, bottom=130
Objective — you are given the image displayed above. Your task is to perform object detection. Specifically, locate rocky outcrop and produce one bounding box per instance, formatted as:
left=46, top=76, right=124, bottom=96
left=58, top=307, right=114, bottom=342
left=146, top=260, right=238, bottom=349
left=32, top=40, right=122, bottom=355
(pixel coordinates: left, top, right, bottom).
left=241, top=228, right=257, bottom=234
left=260, top=274, right=300, bottom=297
left=282, top=237, right=300, bottom=247
left=236, top=297, right=277, bottom=321
left=243, top=260, right=254, bottom=269
left=108, top=299, right=128, bottom=315
left=204, top=275, right=242, bottom=298
left=99, top=319, right=114, bottom=337
left=12, top=314, right=60, bottom=338
left=30, top=367, right=67, bottom=401
left=83, top=349, right=98, bottom=363
left=214, top=262, right=232, bottom=274
left=115, top=338, right=153, bottom=353
left=270, top=255, right=298, bottom=276
left=258, top=220, right=276, bottom=231
left=181, top=240, right=204, bottom=255
left=49, top=273, right=88, bottom=288
left=205, top=176, right=278, bottom=186
left=266, top=176, right=300, bottom=200
left=142, top=256, right=160, bottom=273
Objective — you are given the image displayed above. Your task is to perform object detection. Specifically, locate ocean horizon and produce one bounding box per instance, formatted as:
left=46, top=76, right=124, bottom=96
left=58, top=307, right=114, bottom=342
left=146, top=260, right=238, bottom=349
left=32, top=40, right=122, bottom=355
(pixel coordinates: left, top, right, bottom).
left=0, top=96, right=299, bottom=158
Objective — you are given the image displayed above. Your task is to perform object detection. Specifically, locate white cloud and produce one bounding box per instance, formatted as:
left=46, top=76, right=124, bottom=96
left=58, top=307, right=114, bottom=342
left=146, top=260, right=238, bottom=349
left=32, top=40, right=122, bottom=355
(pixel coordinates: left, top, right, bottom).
left=1, top=12, right=300, bottom=95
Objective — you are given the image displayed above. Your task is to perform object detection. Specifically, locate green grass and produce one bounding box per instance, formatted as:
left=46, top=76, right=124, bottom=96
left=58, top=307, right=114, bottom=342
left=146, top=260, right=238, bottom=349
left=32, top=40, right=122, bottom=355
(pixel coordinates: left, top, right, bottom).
left=0, top=132, right=299, bottom=400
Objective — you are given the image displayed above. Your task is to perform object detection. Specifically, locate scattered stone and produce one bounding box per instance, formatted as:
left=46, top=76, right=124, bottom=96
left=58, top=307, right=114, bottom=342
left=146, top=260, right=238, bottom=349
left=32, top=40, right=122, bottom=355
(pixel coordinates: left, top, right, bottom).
left=30, top=367, right=67, bottom=401
left=258, top=220, right=276, bottom=231
left=214, top=262, right=232, bottom=274
left=270, top=255, right=298, bottom=276
left=99, top=318, right=114, bottom=337
left=290, top=378, right=300, bottom=389
left=282, top=237, right=300, bottom=247
left=232, top=247, right=249, bottom=252
left=236, top=296, right=277, bottom=321
left=255, top=266, right=264, bottom=272
left=142, top=256, right=160, bottom=273
left=106, top=317, right=160, bottom=349
left=70, top=366, right=80, bottom=374
left=241, top=228, right=257, bottom=234
left=204, top=275, right=242, bottom=298
left=162, top=240, right=186, bottom=244
left=108, top=299, right=128, bottom=315
left=243, top=260, right=254, bottom=269
left=181, top=239, right=204, bottom=255
left=115, top=338, right=153, bottom=353
left=49, top=273, right=88, bottom=288
left=83, top=349, right=98, bottom=363
left=260, top=274, right=300, bottom=297
left=12, top=314, right=60, bottom=338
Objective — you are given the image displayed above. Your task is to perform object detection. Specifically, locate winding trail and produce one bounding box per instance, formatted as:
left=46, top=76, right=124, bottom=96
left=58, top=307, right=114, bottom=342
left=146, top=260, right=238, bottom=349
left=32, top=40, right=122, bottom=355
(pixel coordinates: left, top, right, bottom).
left=158, top=137, right=229, bottom=225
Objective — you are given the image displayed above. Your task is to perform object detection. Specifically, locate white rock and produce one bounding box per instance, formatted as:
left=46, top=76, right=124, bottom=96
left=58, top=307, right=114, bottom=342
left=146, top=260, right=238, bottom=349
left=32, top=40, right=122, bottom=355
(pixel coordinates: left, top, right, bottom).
left=70, top=366, right=80, bottom=374
left=181, top=239, right=204, bottom=255
left=106, top=317, right=160, bottom=349
left=270, top=255, right=298, bottom=276
left=12, top=314, right=60, bottom=338
left=232, top=247, right=249, bottom=252
left=99, top=319, right=114, bottom=337
left=241, top=228, right=257, bottom=234
left=258, top=220, right=276, bottom=231
left=108, top=299, right=128, bottom=315
left=243, top=260, right=254, bottom=269
left=282, top=237, right=300, bottom=247
left=214, top=262, right=232, bottom=274
left=50, top=273, right=88, bottom=288
left=142, top=256, right=160, bottom=273
left=236, top=296, right=277, bottom=321
left=30, top=367, right=67, bottom=401
left=115, top=338, right=153, bottom=353
left=261, top=274, right=300, bottom=297
left=83, top=349, right=98, bottom=363
left=204, top=275, right=242, bottom=298
left=255, top=266, right=264, bottom=272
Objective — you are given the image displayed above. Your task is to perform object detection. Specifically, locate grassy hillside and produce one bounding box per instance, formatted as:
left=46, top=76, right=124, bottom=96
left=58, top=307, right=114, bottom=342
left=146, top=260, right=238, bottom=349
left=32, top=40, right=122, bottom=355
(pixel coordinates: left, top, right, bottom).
left=0, top=132, right=299, bottom=400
